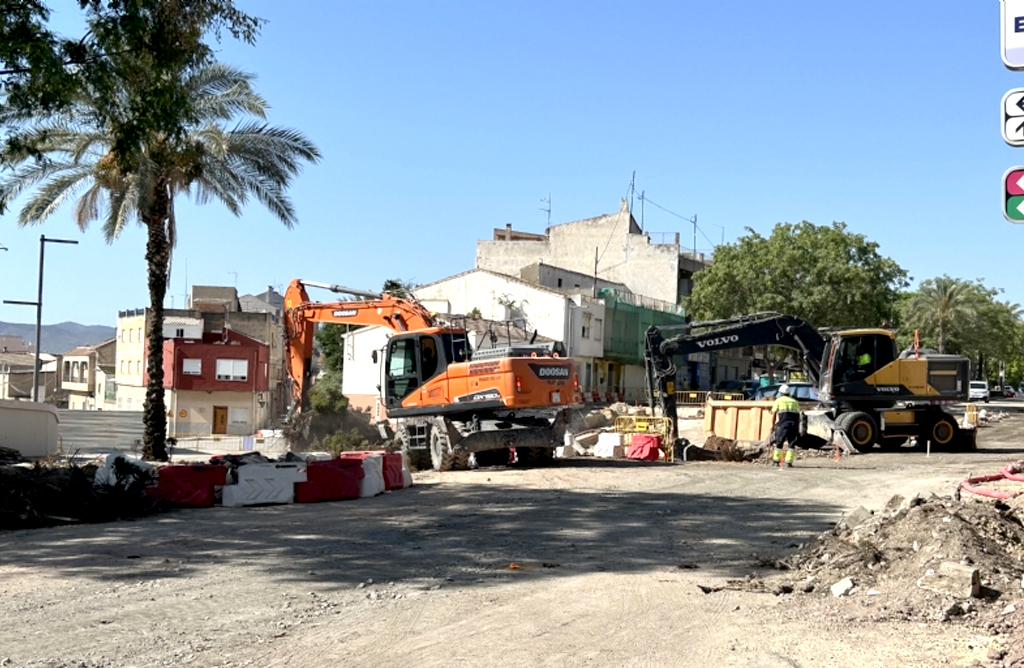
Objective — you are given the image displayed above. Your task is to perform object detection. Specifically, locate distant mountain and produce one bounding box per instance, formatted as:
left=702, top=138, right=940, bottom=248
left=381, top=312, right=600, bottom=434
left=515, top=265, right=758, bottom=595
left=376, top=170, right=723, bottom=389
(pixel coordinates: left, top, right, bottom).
left=0, top=321, right=116, bottom=354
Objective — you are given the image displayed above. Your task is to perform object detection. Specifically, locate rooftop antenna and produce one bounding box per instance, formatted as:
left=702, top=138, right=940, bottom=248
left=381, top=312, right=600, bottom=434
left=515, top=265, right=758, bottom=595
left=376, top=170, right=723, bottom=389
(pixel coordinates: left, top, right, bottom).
left=540, top=194, right=551, bottom=229
left=228, top=270, right=237, bottom=289
left=629, top=171, right=636, bottom=214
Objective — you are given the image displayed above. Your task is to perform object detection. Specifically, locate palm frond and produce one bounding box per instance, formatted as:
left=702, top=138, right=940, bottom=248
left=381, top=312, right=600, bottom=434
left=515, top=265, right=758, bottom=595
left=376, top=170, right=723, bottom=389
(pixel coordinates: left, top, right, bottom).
left=102, top=174, right=141, bottom=243
left=74, top=183, right=105, bottom=230
left=17, top=166, right=97, bottom=225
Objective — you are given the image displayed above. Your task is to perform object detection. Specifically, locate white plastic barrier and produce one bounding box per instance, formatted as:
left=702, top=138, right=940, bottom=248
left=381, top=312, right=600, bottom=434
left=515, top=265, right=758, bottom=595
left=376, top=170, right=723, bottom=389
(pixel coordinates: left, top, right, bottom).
left=357, top=455, right=386, bottom=498
left=400, top=452, right=413, bottom=488
left=222, top=462, right=307, bottom=507
left=594, top=432, right=625, bottom=459
left=0, top=399, right=59, bottom=458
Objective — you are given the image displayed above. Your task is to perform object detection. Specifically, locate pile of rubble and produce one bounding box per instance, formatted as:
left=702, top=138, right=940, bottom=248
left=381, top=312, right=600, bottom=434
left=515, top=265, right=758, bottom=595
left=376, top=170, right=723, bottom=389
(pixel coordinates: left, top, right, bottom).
left=770, top=489, right=1024, bottom=664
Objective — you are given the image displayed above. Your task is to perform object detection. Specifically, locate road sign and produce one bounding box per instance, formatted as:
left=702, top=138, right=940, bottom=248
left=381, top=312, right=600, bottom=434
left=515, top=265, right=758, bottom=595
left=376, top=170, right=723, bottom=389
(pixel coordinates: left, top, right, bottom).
left=1003, top=0, right=1024, bottom=69
left=1005, top=89, right=1024, bottom=145
left=1004, top=167, right=1024, bottom=222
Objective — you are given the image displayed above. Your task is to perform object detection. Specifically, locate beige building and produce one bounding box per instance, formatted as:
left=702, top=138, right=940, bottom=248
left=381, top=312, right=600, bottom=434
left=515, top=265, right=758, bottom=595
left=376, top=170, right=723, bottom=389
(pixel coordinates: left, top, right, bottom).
left=115, top=286, right=288, bottom=422
left=476, top=199, right=708, bottom=307
left=61, top=339, right=116, bottom=410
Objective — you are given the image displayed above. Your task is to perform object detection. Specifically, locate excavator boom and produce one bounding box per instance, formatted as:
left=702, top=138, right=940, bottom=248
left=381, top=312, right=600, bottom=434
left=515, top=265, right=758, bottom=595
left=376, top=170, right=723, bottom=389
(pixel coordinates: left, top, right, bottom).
left=284, top=278, right=439, bottom=410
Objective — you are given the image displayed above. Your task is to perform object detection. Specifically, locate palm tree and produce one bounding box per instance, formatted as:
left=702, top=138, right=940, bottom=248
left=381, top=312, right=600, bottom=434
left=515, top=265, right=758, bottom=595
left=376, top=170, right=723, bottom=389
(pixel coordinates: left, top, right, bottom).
left=0, top=62, right=320, bottom=460
left=905, top=276, right=976, bottom=353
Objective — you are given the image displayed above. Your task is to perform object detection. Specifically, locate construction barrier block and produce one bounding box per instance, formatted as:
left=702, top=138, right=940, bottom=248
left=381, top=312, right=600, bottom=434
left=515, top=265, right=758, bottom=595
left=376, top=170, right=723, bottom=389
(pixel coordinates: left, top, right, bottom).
left=627, top=434, right=662, bottom=461
left=400, top=452, right=413, bottom=488
left=222, top=462, right=307, bottom=507
left=594, top=433, right=625, bottom=458
left=341, top=451, right=405, bottom=490
left=147, top=464, right=228, bottom=507
left=295, top=458, right=364, bottom=503
left=338, top=452, right=386, bottom=497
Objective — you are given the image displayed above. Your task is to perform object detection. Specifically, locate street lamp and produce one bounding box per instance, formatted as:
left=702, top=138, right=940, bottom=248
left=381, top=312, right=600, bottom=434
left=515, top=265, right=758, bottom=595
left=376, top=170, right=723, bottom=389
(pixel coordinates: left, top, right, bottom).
left=4, top=235, right=79, bottom=401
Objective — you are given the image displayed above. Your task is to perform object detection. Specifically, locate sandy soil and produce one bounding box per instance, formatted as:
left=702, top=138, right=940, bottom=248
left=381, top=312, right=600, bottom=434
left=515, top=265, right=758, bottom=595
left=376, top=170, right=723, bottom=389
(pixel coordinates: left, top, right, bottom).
left=2, top=416, right=1024, bottom=668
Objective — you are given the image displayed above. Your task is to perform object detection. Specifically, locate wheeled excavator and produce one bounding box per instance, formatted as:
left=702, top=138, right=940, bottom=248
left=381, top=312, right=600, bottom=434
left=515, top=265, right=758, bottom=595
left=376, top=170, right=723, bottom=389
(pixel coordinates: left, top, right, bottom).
left=284, top=279, right=581, bottom=470
left=644, top=313, right=973, bottom=451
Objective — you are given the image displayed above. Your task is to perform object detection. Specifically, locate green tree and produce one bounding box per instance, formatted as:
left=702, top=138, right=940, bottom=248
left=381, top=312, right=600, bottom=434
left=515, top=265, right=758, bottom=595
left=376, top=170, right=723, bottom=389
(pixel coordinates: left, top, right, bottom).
left=315, top=323, right=347, bottom=375
left=1, top=1, right=262, bottom=172
left=902, top=276, right=976, bottom=354
left=382, top=278, right=416, bottom=299
left=688, top=221, right=909, bottom=327
left=0, top=62, right=320, bottom=460
left=902, top=277, right=1023, bottom=380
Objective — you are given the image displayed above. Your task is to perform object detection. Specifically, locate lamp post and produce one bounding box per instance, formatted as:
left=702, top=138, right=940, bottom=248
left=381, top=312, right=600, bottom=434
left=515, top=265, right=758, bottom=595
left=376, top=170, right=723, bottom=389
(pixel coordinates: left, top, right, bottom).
left=4, top=235, right=79, bottom=401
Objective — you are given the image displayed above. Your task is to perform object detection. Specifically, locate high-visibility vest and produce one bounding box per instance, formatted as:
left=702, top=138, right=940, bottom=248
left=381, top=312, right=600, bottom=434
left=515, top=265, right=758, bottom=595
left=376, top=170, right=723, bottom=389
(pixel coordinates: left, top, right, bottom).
left=772, top=395, right=800, bottom=417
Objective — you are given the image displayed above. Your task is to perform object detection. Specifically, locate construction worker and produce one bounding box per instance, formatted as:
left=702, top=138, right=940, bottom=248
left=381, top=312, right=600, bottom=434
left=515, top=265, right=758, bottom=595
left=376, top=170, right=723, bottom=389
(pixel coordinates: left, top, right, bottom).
left=770, top=384, right=799, bottom=468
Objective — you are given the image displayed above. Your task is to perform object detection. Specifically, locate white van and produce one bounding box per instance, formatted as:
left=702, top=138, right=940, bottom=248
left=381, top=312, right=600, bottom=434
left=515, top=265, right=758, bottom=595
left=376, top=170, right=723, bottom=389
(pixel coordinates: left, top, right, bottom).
left=968, top=380, right=990, bottom=403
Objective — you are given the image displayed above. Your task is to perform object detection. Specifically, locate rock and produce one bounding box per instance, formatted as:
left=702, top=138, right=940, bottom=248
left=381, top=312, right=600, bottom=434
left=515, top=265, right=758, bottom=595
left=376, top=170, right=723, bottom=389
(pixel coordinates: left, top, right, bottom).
left=843, top=506, right=873, bottom=529
left=830, top=577, right=855, bottom=597
left=917, top=562, right=981, bottom=599
left=552, top=445, right=575, bottom=459
left=988, top=648, right=1008, bottom=661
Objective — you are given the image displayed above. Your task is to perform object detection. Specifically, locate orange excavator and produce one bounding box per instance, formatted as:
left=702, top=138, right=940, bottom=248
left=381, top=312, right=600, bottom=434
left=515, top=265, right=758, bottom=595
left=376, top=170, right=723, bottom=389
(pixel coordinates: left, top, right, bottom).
left=284, top=279, right=581, bottom=470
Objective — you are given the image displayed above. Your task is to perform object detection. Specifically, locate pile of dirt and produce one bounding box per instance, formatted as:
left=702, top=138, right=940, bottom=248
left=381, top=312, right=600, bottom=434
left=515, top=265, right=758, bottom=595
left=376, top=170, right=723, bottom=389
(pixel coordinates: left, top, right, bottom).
left=773, top=490, right=1024, bottom=660
left=0, top=462, right=161, bottom=531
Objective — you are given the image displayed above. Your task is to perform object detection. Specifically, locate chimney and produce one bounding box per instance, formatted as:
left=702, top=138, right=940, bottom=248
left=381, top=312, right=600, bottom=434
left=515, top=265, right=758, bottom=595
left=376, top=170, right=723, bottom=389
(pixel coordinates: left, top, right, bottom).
left=505, top=223, right=512, bottom=241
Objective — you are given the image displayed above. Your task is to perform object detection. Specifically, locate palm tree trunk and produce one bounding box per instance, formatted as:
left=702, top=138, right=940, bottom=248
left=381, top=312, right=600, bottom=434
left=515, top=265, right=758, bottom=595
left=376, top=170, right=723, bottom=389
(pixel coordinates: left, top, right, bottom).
left=141, top=184, right=171, bottom=461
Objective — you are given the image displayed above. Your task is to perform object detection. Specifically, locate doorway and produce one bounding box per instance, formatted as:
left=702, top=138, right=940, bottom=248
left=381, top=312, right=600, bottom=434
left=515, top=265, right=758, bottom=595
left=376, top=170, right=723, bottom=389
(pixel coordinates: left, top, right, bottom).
left=213, top=406, right=228, bottom=434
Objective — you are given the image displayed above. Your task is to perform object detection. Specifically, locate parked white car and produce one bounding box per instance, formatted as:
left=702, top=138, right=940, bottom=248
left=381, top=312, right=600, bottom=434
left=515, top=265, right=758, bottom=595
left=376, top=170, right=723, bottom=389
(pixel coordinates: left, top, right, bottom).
left=968, top=380, right=990, bottom=403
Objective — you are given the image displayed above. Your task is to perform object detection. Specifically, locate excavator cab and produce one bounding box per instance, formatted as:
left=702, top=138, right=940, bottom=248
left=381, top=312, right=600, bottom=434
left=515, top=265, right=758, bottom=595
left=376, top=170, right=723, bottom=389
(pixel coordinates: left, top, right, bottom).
left=822, top=331, right=897, bottom=387
left=383, top=330, right=470, bottom=408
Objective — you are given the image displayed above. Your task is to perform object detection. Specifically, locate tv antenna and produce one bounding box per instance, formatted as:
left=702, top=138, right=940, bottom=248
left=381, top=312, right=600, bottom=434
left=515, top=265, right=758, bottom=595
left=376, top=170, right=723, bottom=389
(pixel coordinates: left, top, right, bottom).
left=540, top=194, right=551, bottom=228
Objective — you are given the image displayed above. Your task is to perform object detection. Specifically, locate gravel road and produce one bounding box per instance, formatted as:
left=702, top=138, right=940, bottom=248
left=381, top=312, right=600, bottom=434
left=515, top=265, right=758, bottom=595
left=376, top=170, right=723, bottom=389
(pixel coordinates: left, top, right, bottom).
left=2, top=416, right=1023, bottom=668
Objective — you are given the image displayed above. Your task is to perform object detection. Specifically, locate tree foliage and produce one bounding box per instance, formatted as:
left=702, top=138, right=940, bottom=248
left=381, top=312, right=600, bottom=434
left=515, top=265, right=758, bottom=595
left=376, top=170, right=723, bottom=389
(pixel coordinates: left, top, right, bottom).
left=900, top=276, right=1024, bottom=382
left=688, top=221, right=909, bottom=328
left=315, top=323, right=347, bottom=375
left=2, top=1, right=262, bottom=171
left=382, top=278, right=416, bottom=299
left=1, top=60, right=320, bottom=460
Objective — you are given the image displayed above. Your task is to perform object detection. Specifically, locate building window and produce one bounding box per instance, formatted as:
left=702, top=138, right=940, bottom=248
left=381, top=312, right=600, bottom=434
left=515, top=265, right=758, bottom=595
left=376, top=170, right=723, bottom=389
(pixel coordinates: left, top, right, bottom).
left=175, top=328, right=185, bottom=338
left=128, top=329, right=133, bottom=342
left=216, top=358, right=248, bottom=381
left=557, top=278, right=563, bottom=287
left=136, top=360, right=141, bottom=375
left=183, top=359, right=202, bottom=375
left=63, top=361, right=71, bottom=381
left=581, top=313, right=592, bottom=339
left=119, top=360, right=125, bottom=374
left=593, top=318, right=603, bottom=341
left=228, top=407, right=249, bottom=425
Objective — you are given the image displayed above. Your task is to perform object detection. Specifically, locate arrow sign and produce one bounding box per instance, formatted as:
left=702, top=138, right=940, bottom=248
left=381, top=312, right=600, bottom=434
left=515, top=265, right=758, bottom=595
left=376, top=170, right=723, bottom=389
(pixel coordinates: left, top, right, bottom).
left=1003, top=89, right=1024, bottom=145
left=1004, top=167, right=1024, bottom=222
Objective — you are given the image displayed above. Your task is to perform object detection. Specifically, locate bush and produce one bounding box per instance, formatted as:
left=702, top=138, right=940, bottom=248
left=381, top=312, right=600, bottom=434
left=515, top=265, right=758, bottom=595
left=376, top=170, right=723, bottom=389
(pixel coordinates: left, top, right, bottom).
left=318, top=428, right=370, bottom=456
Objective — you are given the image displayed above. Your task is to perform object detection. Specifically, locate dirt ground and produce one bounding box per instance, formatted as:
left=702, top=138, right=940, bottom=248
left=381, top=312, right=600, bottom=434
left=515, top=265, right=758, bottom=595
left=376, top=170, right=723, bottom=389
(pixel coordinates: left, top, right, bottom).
left=3, top=416, right=1024, bottom=668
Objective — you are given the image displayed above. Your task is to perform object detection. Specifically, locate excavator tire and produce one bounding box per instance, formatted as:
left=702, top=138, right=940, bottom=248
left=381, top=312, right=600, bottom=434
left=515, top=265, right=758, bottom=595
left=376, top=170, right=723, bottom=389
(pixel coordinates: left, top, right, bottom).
left=430, top=427, right=471, bottom=471
left=928, top=415, right=962, bottom=451
left=430, top=428, right=456, bottom=472
left=839, top=411, right=878, bottom=450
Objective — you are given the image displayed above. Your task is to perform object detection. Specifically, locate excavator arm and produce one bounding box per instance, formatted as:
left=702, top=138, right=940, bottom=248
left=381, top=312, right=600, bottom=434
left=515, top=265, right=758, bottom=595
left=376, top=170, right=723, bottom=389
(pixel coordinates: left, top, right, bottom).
left=644, top=313, right=826, bottom=441
left=283, top=279, right=438, bottom=412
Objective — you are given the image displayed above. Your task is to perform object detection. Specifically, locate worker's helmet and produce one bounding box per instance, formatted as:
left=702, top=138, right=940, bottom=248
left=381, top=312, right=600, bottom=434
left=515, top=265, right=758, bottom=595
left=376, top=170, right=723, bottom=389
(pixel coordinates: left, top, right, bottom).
left=778, top=384, right=791, bottom=396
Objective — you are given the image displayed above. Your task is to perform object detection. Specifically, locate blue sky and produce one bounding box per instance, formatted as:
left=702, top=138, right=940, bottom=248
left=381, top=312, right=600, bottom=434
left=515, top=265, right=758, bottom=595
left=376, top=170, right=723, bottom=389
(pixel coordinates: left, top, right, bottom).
left=0, top=1, right=1020, bottom=326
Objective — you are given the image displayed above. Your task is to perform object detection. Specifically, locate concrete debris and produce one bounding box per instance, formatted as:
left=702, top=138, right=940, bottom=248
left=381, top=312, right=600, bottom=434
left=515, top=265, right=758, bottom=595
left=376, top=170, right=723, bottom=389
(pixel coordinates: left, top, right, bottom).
left=917, top=562, right=982, bottom=599
left=552, top=445, right=575, bottom=459
left=830, top=578, right=855, bottom=597
left=842, top=506, right=873, bottom=530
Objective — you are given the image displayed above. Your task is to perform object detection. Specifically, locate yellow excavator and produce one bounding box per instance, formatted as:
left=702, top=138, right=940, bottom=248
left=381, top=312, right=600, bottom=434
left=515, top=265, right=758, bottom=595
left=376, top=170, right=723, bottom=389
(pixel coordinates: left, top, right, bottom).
left=645, top=313, right=973, bottom=451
